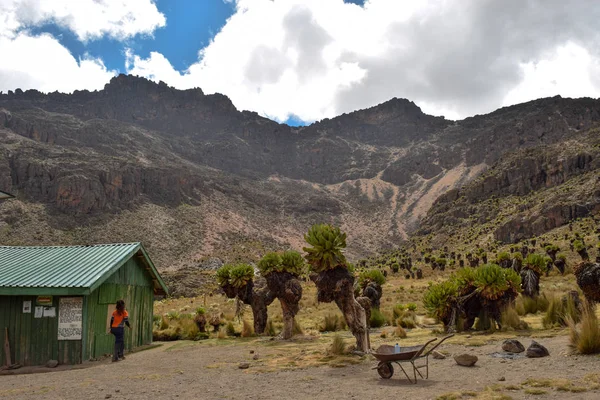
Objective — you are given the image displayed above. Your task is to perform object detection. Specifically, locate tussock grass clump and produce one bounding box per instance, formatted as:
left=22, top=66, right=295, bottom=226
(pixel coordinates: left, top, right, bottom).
left=241, top=319, right=254, bottom=337
left=516, top=293, right=549, bottom=315
left=159, top=316, right=169, bottom=330
left=394, top=325, right=407, bottom=338
left=225, top=321, right=237, bottom=337
left=265, top=320, right=278, bottom=336
left=293, top=318, right=304, bottom=335
left=217, top=326, right=227, bottom=339
left=543, top=295, right=581, bottom=328
left=501, top=305, right=529, bottom=330
left=369, top=308, right=386, bottom=328
left=330, top=334, right=346, bottom=355
left=567, top=306, right=600, bottom=354
left=320, top=314, right=346, bottom=332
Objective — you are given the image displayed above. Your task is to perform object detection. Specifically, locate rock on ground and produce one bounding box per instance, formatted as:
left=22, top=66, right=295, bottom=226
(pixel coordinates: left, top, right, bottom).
left=502, top=339, right=525, bottom=353
left=454, top=354, right=478, bottom=367
left=526, top=341, right=550, bottom=358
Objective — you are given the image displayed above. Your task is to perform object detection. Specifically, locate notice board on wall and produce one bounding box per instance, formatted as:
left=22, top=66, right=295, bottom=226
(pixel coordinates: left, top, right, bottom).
left=57, top=297, right=83, bottom=340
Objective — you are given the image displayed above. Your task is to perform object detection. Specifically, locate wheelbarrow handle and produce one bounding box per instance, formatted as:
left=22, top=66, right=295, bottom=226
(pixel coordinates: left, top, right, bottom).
left=422, top=334, right=455, bottom=356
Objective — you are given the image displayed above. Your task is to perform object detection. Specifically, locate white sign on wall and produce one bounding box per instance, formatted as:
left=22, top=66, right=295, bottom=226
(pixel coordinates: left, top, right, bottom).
left=57, top=297, right=83, bottom=340
left=23, top=300, right=32, bottom=313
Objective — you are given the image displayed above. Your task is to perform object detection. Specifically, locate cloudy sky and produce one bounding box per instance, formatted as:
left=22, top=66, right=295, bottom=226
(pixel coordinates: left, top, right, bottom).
left=1, top=0, right=599, bottom=124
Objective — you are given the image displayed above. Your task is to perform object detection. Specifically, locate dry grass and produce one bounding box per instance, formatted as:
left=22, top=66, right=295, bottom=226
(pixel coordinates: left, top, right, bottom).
left=500, top=305, right=528, bottom=331
left=330, top=334, right=346, bottom=355
left=394, top=325, right=407, bottom=338
left=241, top=319, right=254, bottom=337
left=567, top=305, right=600, bottom=354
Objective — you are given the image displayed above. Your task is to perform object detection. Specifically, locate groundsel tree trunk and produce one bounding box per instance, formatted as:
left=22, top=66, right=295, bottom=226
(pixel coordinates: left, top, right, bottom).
left=312, top=267, right=371, bottom=353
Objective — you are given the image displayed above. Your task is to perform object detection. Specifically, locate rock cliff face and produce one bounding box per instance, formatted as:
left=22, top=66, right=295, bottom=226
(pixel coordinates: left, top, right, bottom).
left=1, top=75, right=599, bottom=270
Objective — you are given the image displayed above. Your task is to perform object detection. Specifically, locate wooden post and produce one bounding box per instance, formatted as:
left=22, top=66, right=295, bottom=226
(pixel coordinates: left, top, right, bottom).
left=4, top=327, right=11, bottom=367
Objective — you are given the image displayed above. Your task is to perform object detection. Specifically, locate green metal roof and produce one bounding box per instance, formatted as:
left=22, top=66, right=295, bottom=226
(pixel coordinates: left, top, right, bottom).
left=0, top=190, right=14, bottom=200
left=0, top=243, right=168, bottom=296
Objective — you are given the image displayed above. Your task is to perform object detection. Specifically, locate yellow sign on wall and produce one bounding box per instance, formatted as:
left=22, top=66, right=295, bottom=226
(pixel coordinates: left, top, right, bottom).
left=36, top=295, right=53, bottom=306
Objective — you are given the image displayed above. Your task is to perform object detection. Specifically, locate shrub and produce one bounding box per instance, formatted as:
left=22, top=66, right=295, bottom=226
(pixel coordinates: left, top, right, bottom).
left=423, top=280, right=457, bottom=322
left=406, top=303, right=417, bottom=312
left=241, top=319, right=254, bottom=337
left=196, top=307, right=206, bottom=315
left=567, top=306, right=600, bottom=354
left=370, top=308, right=386, bottom=328
left=330, top=334, right=346, bottom=355
left=358, top=269, right=386, bottom=288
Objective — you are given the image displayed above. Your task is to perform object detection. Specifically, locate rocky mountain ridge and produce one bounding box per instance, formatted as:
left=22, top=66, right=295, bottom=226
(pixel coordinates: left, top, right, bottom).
left=1, top=75, right=599, bottom=274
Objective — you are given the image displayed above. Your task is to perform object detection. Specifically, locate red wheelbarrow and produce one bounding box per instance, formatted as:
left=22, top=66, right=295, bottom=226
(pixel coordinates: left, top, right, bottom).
left=372, top=334, right=454, bottom=383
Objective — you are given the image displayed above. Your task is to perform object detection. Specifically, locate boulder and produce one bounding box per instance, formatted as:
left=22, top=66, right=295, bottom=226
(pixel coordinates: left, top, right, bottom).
left=502, top=339, right=525, bottom=353
left=454, top=354, right=478, bottom=367
left=526, top=341, right=549, bottom=358
left=238, top=362, right=250, bottom=369
left=46, top=360, right=59, bottom=368
left=432, top=350, right=446, bottom=359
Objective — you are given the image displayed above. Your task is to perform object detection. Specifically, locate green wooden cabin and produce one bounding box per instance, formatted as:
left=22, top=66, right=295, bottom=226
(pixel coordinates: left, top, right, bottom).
left=0, top=243, right=168, bottom=366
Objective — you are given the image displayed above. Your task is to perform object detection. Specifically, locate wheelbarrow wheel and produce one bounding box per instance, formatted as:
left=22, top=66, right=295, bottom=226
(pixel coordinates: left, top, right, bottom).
left=377, top=362, right=394, bottom=379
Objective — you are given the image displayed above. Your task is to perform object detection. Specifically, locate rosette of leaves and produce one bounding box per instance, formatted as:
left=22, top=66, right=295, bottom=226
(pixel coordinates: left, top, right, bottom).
left=229, top=264, right=255, bottom=288
left=496, top=252, right=511, bottom=268
left=303, top=224, right=348, bottom=273
left=544, top=244, right=560, bottom=260
left=357, top=269, right=386, bottom=288
left=280, top=250, right=305, bottom=277
left=357, top=269, right=386, bottom=308
left=423, top=280, right=457, bottom=323
left=573, top=240, right=589, bottom=261
left=257, top=252, right=283, bottom=275
left=452, top=267, right=477, bottom=296
left=216, top=264, right=233, bottom=286
left=523, top=254, right=546, bottom=275
left=474, top=264, right=509, bottom=301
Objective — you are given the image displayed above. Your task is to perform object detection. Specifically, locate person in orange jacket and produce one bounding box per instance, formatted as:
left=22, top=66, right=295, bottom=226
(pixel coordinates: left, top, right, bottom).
left=109, top=299, right=131, bottom=362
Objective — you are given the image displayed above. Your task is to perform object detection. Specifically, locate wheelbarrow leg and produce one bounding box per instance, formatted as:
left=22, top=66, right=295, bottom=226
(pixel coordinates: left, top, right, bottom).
left=396, top=362, right=416, bottom=384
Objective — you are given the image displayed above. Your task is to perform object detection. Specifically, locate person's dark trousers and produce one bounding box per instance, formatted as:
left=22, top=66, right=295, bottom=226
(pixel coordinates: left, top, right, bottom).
left=111, top=327, right=125, bottom=361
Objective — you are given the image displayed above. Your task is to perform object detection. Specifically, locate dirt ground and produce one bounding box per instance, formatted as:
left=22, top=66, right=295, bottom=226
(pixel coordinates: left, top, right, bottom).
left=1, top=332, right=599, bottom=400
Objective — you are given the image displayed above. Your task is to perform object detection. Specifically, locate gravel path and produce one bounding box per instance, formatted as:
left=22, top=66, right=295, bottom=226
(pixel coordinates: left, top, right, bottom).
left=1, top=335, right=599, bottom=400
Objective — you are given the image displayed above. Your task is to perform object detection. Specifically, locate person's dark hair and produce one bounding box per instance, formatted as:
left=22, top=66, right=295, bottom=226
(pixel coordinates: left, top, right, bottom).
left=116, top=300, right=125, bottom=316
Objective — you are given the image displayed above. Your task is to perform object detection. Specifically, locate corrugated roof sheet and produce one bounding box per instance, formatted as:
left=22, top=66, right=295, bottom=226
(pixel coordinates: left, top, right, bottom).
left=0, top=243, right=167, bottom=295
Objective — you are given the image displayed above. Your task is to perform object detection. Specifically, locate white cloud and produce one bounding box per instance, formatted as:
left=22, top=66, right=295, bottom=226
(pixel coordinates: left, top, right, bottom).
left=503, top=42, right=600, bottom=107
left=0, top=0, right=165, bottom=41
left=0, top=0, right=166, bottom=94
left=125, top=0, right=600, bottom=122
left=0, top=33, right=115, bottom=93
